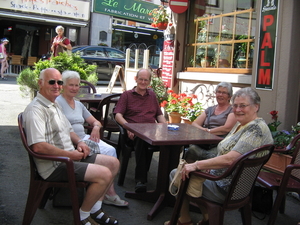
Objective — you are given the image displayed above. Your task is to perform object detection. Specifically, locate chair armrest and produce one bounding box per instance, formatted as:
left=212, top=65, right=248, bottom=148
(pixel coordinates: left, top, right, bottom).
left=29, top=150, right=80, bottom=185
left=30, top=152, right=73, bottom=164
left=190, top=144, right=274, bottom=181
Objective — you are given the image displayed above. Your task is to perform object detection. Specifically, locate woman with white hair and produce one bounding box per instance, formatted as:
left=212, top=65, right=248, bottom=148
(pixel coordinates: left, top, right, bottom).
left=165, top=87, right=274, bottom=225
left=56, top=70, right=129, bottom=207
left=0, top=38, right=9, bottom=80
left=50, top=25, right=72, bottom=57
left=184, top=82, right=237, bottom=162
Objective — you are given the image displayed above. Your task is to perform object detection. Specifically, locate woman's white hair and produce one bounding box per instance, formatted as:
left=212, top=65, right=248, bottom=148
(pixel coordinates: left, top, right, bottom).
left=62, top=70, right=80, bottom=84
left=55, top=25, right=64, bottom=33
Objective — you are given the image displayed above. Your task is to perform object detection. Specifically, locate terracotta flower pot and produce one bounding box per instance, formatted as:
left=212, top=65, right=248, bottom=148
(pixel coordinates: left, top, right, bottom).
left=168, top=112, right=182, bottom=123
left=181, top=117, right=193, bottom=125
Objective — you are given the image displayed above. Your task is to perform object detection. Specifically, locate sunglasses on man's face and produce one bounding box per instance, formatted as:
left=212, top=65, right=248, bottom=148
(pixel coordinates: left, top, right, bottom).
left=48, top=80, right=63, bottom=85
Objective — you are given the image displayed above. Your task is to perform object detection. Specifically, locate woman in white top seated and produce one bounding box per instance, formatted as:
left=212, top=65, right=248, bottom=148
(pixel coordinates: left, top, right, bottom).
left=56, top=70, right=128, bottom=207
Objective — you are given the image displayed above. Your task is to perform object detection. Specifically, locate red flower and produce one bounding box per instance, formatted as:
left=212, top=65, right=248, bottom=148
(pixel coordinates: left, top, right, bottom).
left=151, top=23, right=157, bottom=28
left=170, top=99, right=178, bottom=105
left=269, top=110, right=278, bottom=121
left=160, top=100, right=168, bottom=107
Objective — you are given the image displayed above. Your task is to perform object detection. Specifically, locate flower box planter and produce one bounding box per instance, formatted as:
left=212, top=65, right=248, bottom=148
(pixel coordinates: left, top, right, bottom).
left=263, top=152, right=292, bottom=174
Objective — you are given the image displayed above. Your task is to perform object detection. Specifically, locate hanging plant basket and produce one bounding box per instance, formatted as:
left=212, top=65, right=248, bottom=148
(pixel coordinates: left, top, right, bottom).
left=157, top=22, right=168, bottom=30
left=149, top=5, right=169, bottom=30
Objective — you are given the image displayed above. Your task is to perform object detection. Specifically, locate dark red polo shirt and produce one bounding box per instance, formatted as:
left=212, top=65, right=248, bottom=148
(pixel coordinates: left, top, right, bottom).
left=114, top=88, right=163, bottom=123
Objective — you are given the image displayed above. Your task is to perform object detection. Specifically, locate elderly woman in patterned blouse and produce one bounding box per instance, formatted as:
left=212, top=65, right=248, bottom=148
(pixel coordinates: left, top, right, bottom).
left=165, top=87, right=274, bottom=225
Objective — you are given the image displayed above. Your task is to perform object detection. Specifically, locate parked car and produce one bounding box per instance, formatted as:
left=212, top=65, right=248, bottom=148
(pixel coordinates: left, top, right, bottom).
left=72, top=45, right=157, bottom=85
left=72, top=45, right=130, bottom=85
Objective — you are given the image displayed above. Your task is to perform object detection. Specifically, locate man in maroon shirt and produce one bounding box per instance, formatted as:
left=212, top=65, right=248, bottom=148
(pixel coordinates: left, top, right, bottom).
left=114, top=68, right=166, bottom=192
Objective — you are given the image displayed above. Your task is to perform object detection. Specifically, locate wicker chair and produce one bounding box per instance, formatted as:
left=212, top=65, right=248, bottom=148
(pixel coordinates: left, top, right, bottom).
left=18, top=113, right=88, bottom=225
left=168, top=144, right=274, bottom=225
left=257, top=133, right=300, bottom=225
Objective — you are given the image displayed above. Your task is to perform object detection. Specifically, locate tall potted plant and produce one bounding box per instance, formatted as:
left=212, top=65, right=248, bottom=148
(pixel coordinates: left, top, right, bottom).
left=17, top=52, right=97, bottom=99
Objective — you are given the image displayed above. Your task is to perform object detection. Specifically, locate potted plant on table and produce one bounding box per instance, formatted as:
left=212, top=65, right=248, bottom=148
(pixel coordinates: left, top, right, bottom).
left=160, top=90, right=199, bottom=123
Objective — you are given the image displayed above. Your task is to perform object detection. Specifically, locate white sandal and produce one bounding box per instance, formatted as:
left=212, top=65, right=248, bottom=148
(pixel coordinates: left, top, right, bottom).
left=103, top=194, right=129, bottom=207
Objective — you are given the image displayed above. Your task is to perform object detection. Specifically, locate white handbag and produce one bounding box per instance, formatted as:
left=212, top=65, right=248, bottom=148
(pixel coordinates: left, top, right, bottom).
left=0, top=53, right=4, bottom=59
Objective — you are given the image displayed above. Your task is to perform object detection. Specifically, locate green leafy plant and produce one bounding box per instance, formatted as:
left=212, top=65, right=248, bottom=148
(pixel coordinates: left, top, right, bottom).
left=17, top=52, right=97, bottom=98
left=292, top=122, right=300, bottom=133
left=267, top=111, right=300, bottom=152
left=149, top=74, right=168, bottom=104
left=273, top=130, right=294, bottom=149
left=184, top=102, right=204, bottom=122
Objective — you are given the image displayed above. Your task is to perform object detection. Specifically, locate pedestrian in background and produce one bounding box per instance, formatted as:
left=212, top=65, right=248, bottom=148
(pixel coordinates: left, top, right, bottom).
left=51, top=25, right=72, bottom=57
left=0, top=38, right=9, bottom=80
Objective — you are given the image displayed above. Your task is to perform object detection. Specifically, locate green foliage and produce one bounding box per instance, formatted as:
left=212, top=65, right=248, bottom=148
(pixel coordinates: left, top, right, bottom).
left=17, top=52, right=97, bottom=97
left=184, top=102, right=204, bottom=122
left=149, top=75, right=168, bottom=104
left=272, top=131, right=295, bottom=149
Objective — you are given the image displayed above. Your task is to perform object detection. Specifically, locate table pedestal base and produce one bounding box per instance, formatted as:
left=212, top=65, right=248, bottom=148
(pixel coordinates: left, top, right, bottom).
left=125, top=145, right=181, bottom=220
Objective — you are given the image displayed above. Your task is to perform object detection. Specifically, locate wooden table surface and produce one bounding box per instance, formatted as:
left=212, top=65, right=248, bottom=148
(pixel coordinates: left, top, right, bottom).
left=123, top=123, right=223, bottom=220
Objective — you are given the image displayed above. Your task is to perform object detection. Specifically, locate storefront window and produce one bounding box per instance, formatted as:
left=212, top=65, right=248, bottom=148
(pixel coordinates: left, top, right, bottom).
left=186, top=7, right=255, bottom=74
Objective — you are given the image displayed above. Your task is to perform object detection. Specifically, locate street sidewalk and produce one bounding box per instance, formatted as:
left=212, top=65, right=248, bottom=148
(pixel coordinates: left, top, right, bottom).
left=0, top=76, right=299, bottom=225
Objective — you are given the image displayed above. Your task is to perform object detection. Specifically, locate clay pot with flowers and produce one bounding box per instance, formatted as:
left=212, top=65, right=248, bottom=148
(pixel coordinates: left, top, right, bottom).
left=149, top=5, right=169, bottom=30
left=160, top=90, right=198, bottom=123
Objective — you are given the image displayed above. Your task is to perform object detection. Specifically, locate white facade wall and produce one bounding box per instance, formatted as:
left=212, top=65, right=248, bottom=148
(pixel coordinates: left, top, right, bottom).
left=90, top=13, right=112, bottom=46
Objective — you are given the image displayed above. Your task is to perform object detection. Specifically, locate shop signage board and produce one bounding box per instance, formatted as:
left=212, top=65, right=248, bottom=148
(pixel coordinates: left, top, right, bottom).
left=0, top=0, right=90, bottom=21
left=161, top=34, right=175, bottom=88
left=255, top=0, right=279, bottom=90
left=169, top=0, right=188, bottom=14
left=106, top=65, right=126, bottom=93
left=94, top=0, right=157, bottom=24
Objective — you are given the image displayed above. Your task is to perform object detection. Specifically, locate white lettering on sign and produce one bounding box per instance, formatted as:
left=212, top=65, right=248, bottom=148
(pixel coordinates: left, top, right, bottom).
left=2, top=0, right=90, bottom=20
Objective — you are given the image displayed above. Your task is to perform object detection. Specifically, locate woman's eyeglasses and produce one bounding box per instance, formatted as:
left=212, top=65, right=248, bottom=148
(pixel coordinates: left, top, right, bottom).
left=215, top=91, right=228, bottom=95
left=48, top=80, right=63, bottom=85
left=233, top=104, right=251, bottom=109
